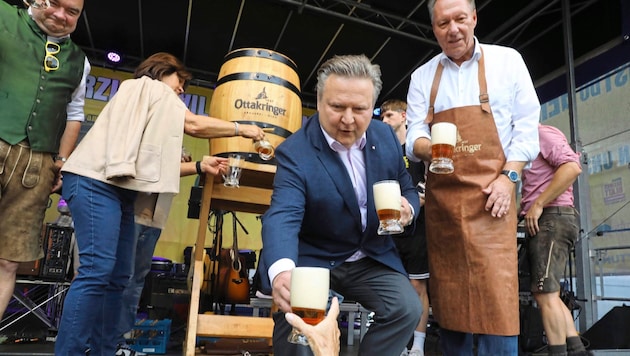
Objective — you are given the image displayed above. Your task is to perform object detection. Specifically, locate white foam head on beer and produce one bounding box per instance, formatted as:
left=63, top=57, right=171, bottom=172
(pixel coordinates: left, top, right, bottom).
left=373, top=180, right=402, bottom=211
left=431, top=122, right=457, bottom=146
left=290, top=267, right=330, bottom=310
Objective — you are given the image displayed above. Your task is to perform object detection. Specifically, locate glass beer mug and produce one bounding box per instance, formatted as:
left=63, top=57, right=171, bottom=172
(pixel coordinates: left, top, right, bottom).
left=253, top=138, right=274, bottom=161
left=429, top=122, right=457, bottom=174
left=288, top=267, right=330, bottom=345
left=373, top=180, right=404, bottom=235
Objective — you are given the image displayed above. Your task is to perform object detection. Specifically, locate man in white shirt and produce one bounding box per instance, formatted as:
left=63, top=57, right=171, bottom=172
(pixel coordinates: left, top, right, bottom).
left=405, top=0, right=540, bottom=354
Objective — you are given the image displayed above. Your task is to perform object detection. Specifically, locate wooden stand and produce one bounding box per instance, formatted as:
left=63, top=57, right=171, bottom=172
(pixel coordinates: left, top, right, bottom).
left=184, top=162, right=275, bottom=355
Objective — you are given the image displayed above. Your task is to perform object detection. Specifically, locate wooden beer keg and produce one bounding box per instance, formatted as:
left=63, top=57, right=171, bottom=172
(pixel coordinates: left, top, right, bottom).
left=210, top=48, right=302, bottom=175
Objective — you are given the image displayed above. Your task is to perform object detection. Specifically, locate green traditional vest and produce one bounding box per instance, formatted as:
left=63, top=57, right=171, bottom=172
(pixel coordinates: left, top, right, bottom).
left=0, top=3, right=85, bottom=153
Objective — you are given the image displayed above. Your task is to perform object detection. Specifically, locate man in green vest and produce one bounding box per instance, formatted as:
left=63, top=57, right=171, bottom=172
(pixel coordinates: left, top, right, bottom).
left=0, top=0, right=89, bottom=321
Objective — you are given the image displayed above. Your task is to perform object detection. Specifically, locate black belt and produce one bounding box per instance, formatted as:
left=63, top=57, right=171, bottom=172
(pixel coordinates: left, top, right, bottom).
left=542, top=206, right=576, bottom=215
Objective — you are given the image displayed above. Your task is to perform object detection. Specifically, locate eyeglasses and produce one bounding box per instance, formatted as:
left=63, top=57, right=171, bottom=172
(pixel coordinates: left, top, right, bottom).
left=44, top=41, right=60, bottom=72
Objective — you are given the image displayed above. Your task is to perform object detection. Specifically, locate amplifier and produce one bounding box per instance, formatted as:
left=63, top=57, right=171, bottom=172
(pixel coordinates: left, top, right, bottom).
left=140, top=271, right=190, bottom=323
left=40, top=224, right=73, bottom=280
left=17, top=223, right=72, bottom=280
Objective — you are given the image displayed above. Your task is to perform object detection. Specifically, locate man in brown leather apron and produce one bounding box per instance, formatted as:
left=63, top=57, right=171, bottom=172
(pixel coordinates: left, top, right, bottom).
left=405, top=0, right=541, bottom=354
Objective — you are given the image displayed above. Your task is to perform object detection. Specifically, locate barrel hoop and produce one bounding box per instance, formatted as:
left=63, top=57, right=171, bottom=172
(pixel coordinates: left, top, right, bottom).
left=236, top=120, right=294, bottom=139
left=215, top=151, right=276, bottom=166
left=215, top=72, right=301, bottom=99
left=224, top=48, right=299, bottom=73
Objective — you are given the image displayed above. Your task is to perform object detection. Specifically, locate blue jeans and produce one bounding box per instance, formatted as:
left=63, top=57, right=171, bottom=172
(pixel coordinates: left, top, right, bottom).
left=116, top=223, right=163, bottom=344
left=439, top=328, right=518, bottom=356
left=55, top=173, right=137, bottom=356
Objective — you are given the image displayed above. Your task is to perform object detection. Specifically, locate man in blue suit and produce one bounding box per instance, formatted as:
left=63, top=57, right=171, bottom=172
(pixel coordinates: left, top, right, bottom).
left=261, top=54, right=422, bottom=356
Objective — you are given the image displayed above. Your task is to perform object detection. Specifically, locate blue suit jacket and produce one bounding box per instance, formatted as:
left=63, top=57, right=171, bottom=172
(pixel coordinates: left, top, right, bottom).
left=259, top=113, right=419, bottom=291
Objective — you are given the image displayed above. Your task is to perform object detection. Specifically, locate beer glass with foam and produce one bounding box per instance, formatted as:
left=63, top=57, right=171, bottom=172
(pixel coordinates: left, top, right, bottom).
left=253, top=138, right=275, bottom=160
left=373, top=180, right=404, bottom=235
left=222, top=153, right=244, bottom=187
left=429, top=122, right=457, bottom=174
left=288, top=267, right=330, bottom=345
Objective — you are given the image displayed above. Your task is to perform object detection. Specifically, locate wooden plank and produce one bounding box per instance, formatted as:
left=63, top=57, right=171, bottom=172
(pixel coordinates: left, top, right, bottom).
left=196, top=314, right=274, bottom=339
left=210, top=184, right=272, bottom=206
left=184, top=174, right=215, bottom=356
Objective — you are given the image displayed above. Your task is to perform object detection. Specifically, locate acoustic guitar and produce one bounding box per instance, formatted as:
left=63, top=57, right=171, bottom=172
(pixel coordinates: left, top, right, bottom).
left=220, top=248, right=250, bottom=304
left=221, top=212, right=251, bottom=304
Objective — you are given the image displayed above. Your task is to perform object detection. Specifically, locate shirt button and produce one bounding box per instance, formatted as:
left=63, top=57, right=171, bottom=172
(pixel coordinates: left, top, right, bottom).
left=39, top=86, right=44, bottom=90
left=36, top=99, right=41, bottom=104
left=32, top=112, right=37, bottom=116
left=28, top=126, right=33, bottom=131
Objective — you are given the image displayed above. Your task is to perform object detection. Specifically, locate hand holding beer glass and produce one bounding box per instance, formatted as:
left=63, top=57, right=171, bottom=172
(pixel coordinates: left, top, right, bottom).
left=222, top=153, right=244, bottom=187
left=288, top=267, right=330, bottom=346
left=373, top=180, right=404, bottom=235
left=429, top=122, right=457, bottom=174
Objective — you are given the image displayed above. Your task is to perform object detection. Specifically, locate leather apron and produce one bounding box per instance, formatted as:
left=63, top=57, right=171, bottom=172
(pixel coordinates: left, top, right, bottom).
left=424, top=51, right=519, bottom=335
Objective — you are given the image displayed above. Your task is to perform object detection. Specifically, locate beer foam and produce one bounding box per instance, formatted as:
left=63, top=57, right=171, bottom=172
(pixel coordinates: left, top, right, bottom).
left=373, top=180, right=402, bottom=210
left=290, top=267, right=329, bottom=309
left=431, top=122, right=457, bottom=146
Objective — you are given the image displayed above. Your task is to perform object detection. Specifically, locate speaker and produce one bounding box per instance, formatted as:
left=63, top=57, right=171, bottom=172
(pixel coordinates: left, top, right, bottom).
left=583, top=305, right=630, bottom=350
left=140, top=271, right=190, bottom=325
left=519, top=304, right=545, bottom=352
left=187, top=185, right=203, bottom=219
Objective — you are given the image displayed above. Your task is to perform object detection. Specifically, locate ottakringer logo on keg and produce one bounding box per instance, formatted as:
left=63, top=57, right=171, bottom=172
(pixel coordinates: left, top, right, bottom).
left=233, top=87, right=287, bottom=117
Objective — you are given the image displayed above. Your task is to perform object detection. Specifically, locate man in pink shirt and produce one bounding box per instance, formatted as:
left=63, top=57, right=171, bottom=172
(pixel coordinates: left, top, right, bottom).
left=520, top=124, right=590, bottom=356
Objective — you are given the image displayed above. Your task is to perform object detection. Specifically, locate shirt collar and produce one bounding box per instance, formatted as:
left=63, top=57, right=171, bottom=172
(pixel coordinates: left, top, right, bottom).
left=320, top=125, right=367, bottom=152
left=438, top=36, right=481, bottom=66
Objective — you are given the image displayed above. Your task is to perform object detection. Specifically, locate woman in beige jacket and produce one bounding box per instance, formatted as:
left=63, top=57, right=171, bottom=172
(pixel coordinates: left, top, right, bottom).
left=55, top=52, right=264, bottom=356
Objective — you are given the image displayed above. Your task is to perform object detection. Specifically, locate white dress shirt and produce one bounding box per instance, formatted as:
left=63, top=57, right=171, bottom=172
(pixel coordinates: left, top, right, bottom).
left=406, top=38, right=540, bottom=164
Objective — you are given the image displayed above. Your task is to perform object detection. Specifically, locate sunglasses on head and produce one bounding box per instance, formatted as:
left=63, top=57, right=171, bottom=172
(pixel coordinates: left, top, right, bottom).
left=44, top=41, right=60, bottom=72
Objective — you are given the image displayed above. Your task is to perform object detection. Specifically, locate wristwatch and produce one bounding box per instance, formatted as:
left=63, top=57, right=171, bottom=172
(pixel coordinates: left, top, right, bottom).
left=54, top=155, right=67, bottom=163
left=501, top=169, right=520, bottom=183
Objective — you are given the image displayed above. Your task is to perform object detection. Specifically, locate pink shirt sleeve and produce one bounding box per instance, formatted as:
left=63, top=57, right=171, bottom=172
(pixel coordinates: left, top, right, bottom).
left=520, top=125, right=581, bottom=214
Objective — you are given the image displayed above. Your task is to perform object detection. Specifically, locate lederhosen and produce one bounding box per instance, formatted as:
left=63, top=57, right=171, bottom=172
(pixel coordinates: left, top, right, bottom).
left=424, top=49, right=519, bottom=335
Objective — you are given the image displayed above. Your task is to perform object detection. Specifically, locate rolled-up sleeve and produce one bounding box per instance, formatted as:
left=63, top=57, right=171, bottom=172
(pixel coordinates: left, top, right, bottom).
left=405, top=63, right=433, bottom=162
left=66, top=57, right=91, bottom=122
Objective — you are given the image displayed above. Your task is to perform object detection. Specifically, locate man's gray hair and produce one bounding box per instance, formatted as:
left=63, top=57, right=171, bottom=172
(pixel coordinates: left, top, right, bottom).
left=316, top=54, right=382, bottom=105
left=427, top=0, right=476, bottom=23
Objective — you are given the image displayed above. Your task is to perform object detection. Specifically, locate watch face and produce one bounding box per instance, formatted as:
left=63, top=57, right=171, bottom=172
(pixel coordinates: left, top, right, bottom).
left=508, top=171, right=519, bottom=182
left=502, top=170, right=519, bottom=182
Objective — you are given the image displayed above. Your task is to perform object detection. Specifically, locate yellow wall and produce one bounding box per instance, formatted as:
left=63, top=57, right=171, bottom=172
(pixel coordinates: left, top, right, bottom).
left=45, top=66, right=315, bottom=263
